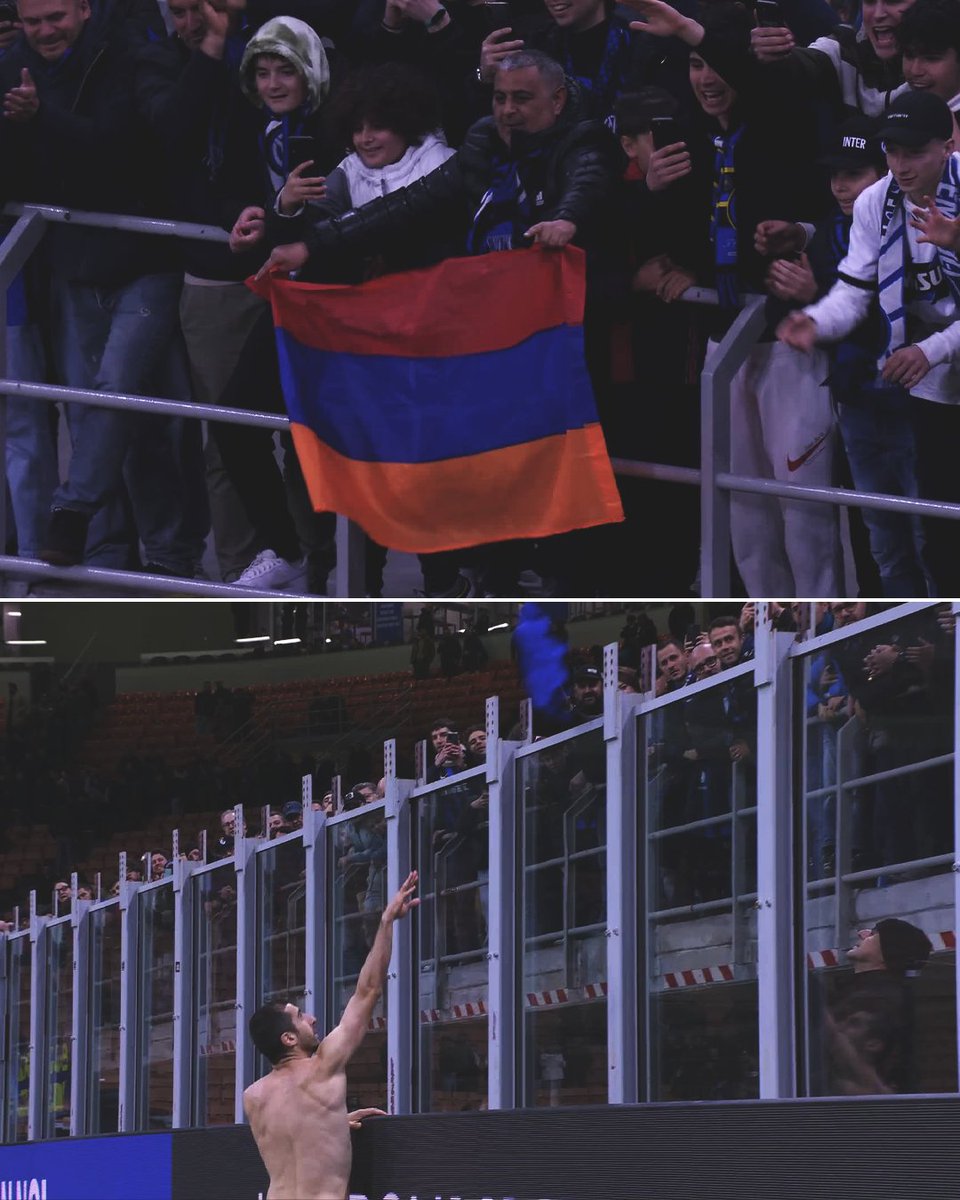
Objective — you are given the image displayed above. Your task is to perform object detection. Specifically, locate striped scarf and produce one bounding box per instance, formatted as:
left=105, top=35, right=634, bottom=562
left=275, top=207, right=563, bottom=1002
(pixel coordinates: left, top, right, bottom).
left=875, top=155, right=960, bottom=366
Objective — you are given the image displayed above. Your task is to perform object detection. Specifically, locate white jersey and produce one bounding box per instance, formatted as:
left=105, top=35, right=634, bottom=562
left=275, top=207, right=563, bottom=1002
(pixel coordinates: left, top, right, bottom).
left=804, top=163, right=960, bottom=403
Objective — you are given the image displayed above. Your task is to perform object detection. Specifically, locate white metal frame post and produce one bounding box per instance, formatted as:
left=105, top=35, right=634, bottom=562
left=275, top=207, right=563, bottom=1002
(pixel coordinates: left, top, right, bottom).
left=600, top=643, right=638, bottom=1099
left=486, top=697, right=519, bottom=1110
left=117, top=853, right=139, bottom=1131
left=171, top=851, right=195, bottom=1127
left=953, top=602, right=960, bottom=1085
left=754, top=602, right=798, bottom=1098
left=604, top=642, right=637, bottom=1104
left=233, top=805, right=258, bottom=1123
left=385, top=758, right=414, bottom=1115
left=302, top=771, right=328, bottom=1036
left=0, top=925, right=7, bottom=1131
left=26, top=891, right=45, bottom=1141
left=69, top=880, right=91, bottom=1135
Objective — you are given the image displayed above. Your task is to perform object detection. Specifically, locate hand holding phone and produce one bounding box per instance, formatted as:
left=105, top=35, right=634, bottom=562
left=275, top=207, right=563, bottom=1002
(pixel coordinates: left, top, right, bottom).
left=645, top=123, right=691, bottom=193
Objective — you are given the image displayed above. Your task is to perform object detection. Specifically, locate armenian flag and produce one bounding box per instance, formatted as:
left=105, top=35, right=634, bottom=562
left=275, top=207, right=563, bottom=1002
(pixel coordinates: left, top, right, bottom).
left=251, top=246, right=623, bottom=553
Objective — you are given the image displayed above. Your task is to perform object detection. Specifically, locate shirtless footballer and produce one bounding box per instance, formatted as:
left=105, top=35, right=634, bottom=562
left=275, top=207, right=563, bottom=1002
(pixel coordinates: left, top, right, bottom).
left=244, top=870, right=419, bottom=1200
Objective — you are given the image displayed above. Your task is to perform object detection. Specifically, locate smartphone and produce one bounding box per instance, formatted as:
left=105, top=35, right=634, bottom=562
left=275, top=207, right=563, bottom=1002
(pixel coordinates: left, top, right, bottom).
left=651, top=116, right=682, bottom=151
left=483, top=0, right=513, bottom=30
left=447, top=730, right=460, bottom=745
left=756, top=0, right=784, bottom=27
left=287, top=135, right=323, bottom=178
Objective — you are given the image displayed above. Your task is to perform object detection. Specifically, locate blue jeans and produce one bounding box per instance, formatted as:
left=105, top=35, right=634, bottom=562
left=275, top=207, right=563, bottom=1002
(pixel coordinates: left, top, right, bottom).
left=4, top=320, right=58, bottom=558
left=52, top=273, right=207, bottom=572
left=835, top=387, right=928, bottom=596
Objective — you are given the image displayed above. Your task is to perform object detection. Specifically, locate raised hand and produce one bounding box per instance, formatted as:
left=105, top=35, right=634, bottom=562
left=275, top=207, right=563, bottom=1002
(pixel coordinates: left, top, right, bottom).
left=621, top=0, right=701, bottom=41
left=479, top=27, right=524, bottom=83
left=381, top=870, right=419, bottom=923
left=766, top=252, right=817, bottom=303
left=279, top=161, right=327, bottom=214
left=3, top=68, right=39, bottom=122
left=645, top=141, right=691, bottom=192
left=910, top=194, right=960, bottom=252
left=750, top=23, right=794, bottom=61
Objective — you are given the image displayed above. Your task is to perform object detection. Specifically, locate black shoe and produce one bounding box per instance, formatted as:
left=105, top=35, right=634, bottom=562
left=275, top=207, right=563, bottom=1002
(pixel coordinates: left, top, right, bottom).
left=39, top=508, right=89, bottom=566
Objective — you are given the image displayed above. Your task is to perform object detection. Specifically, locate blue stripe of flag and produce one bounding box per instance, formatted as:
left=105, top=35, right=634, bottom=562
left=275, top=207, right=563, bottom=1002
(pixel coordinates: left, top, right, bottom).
left=275, top=324, right=599, bottom=464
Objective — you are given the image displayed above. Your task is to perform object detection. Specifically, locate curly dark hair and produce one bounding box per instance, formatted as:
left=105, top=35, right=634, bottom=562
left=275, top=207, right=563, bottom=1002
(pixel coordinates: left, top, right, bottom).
left=328, top=62, right=443, bottom=152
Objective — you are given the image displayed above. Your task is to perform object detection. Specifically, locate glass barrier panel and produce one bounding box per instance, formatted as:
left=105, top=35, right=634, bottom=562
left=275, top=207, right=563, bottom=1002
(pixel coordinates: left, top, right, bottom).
left=519, top=728, right=608, bottom=1106
left=798, top=605, right=957, bottom=1096
left=86, top=903, right=122, bottom=1134
left=643, top=670, right=759, bottom=1101
left=414, top=775, right=489, bottom=1113
left=329, top=809, right=387, bottom=1109
left=135, top=883, right=175, bottom=1129
left=40, top=920, right=73, bottom=1137
left=255, top=840, right=307, bottom=1080
left=3, top=936, right=30, bottom=1142
left=192, top=864, right=238, bottom=1126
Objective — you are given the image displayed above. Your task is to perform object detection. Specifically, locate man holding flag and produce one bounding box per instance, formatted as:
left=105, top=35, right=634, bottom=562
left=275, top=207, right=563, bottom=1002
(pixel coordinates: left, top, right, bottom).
left=252, top=50, right=625, bottom=590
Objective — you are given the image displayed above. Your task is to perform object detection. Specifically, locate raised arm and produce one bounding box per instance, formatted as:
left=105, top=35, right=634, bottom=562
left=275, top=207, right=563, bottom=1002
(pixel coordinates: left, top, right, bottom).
left=320, top=871, right=419, bottom=1071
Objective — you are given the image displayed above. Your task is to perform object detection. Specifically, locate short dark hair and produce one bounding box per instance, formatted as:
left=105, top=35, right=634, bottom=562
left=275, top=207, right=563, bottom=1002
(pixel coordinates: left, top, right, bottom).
left=896, top=0, right=960, bottom=58
left=658, top=636, right=685, bottom=655
left=496, top=49, right=567, bottom=93
left=329, top=62, right=442, bottom=152
left=431, top=716, right=456, bottom=733
left=614, top=87, right=679, bottom=136
left=249, top=1002, right=296, bottom=1064
left=708, top=615, right=740, bottom=635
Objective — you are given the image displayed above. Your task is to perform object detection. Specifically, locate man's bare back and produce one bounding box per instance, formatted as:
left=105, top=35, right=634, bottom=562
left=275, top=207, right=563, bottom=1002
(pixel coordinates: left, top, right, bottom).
left=244, top=1052, right=351, bottom=1200
left=244, top=871, right=419, bottom=1200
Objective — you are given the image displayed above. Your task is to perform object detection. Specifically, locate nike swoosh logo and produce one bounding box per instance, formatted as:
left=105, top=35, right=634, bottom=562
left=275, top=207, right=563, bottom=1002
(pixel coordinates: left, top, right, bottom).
left=787, top=431, right=829, bottom=473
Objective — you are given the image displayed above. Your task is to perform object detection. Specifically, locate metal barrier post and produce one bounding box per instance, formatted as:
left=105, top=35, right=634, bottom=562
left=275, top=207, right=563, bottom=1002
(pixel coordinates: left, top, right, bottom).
left=0, top=212, right=48, bottom=561
left=700, top=295, right=767, bottom=595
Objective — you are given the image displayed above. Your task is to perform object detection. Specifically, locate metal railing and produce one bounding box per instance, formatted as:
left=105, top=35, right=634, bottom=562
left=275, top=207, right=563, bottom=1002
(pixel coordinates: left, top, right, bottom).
left=0, top=204, right=366, bottom=596
left=6, top=206, right=960, bottom=596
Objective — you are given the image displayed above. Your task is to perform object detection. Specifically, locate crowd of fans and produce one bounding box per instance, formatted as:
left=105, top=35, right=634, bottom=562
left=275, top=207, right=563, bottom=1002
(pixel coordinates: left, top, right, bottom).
left=3, top=599, right=954, bottom=931
left=6, top=0, right=960, bottom=594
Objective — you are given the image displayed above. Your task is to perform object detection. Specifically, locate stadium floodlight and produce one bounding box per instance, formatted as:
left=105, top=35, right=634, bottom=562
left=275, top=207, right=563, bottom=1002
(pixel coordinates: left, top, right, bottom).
left=487, top=622, right=509, bottom=631
left=234, top=635, right=270, bottom=643
left=273, top=637, right=302, bottom=646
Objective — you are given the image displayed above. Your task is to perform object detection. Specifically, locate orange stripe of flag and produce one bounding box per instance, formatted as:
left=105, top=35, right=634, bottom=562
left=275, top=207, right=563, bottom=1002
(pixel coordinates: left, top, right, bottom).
left=290, top=422, right=624, bottom=553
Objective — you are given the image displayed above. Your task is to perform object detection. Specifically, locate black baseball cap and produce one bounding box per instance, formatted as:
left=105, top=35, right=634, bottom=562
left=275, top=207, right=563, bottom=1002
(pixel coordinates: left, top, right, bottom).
left=574, top=665, right=602, bottom=682
left=820, top=114, right=887, bottom=171
left=878, top=90, right=953, bottom=147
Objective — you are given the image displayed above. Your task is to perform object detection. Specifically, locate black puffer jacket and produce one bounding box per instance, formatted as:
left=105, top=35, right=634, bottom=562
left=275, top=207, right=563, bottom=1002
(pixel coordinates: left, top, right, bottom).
left=0, top=0, right=175, bottom=285
left=294, top=94, right=618, bottom=271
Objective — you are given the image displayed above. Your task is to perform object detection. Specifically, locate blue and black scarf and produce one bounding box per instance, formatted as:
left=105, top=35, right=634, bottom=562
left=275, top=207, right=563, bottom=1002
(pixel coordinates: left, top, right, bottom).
left=467, top=150, right=540, bottom=255
left=710, top=125, right=744, bottom=308
left=562, top=20, right=633, bottom=128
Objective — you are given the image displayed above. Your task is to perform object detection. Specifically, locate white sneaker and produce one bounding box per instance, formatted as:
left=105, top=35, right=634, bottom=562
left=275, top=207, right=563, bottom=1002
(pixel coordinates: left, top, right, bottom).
left=236, top=549, right=307, bottom=590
